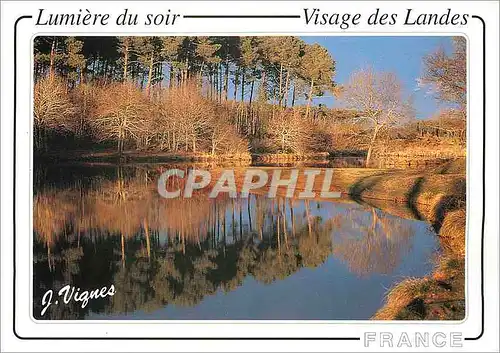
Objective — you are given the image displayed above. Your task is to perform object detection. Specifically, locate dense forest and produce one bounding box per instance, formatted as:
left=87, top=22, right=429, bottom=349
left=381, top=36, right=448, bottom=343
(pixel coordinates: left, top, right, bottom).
left=33, top=165, right=417, bottom=319
left=34, top=36, right=466, bottom=163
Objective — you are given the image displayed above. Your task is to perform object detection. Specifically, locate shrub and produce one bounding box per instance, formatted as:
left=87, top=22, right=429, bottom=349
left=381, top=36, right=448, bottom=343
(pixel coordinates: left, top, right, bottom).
left=70, top=83, right=99, bottom=138
left=92, top=82, right=150, bottom=153
left=154, top=83, right=216, bottom=153
left=267, top=111, right=308, bottom=153
left=34, top=76, right=76, bottom=150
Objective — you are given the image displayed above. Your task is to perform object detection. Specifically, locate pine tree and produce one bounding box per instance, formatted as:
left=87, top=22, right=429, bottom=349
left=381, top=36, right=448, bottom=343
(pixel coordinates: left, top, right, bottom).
left=135, top=37, right=163, bottom=95
left=64, top=37, right=86, bottom=85
left=298, top=43, right=335, bottom=118
left=161, top=37, right=184, bottom=88
left=118, top=37, right=133, bottom=81
left=239, top=37, right=262, bottom=104
left=194, top=37, right=221, bottom=97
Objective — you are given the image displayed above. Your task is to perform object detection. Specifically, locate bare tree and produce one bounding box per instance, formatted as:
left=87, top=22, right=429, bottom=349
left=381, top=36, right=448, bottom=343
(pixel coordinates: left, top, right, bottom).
left=209, top=116, right=249, bottom=156
left=154, top=83, right=214, bottom=153
left=339, top=68, right=414, bottom=166
left=92, top=82, right=150, bottom=156
left=420, top=37, right=466, bottom=117
left=34, top=76, right=76, bottom=150
left=268, top=110, right=308, bottom=153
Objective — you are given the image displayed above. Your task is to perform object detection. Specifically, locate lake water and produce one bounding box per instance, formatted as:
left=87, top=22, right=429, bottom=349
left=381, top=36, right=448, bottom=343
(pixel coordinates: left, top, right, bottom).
left=33, top=163, right=439, bottom=320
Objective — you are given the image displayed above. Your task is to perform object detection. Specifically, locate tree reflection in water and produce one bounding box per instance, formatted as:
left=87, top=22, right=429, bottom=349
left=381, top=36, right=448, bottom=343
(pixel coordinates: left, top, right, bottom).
left=33, top=165, right=423, bottom=320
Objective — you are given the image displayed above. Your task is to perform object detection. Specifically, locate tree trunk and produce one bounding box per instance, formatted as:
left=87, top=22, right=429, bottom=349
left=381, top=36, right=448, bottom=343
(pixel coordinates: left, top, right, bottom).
left=366, top=124, right=381, bottom=167
left=169, top=65, right=174, bottom=88
left=209, top=71, right=213, bottom=100
left=219, top=62, right=223, bottom=102
left=199, top=62, right=205, bottom=90
left=146, top=53, right=154, bottom=96
left=241, top=68, right=245, bottom=102
left=233, top=69, right=238, bottom=102
left=305, top=200, right=312, bottom=237
left=283, top=69, right=290, bottom=108
left=213, top=68, right=217, bottom=99
left=247, top=197, right=252, bottom=232
left=91, top=54, right=97, bottom=79
left=291, top=83, right=296, bottom=107
left=49, top=38, right=56, bottom=79
left=184, top=57, right=189, bottom=85
left=214, top=64, right=219, bottom=100
left=249, top=79, right=255, bottom=107
left=224, top=59, right=229, bottom=101
left=121, top=233, right=125, bottom=268
left=278, top=63, right=284, bottom=105
left=305, top=78, right=314, bottom=119
left=158, top=63, right=163, bottom=88
left=289, top=199, right=295, bottom=237
left=260, top=70, right=267, bottom=101
left=117, top=134, right=122, bottom=157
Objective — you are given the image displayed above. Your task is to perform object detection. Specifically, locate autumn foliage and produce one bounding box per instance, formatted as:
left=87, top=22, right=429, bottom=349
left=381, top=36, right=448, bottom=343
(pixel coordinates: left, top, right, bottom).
left=33, top=35, right=466, bottom=159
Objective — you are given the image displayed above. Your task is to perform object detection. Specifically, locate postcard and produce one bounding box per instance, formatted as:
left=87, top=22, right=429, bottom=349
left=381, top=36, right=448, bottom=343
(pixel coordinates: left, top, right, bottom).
left=1, top=1, right=498, bottom=352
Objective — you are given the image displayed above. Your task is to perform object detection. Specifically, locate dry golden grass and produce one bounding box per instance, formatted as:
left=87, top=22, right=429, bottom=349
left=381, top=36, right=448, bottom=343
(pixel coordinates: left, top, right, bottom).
left=373, top=257, right=465, bottom=320
left=375, top=138, right=466, bottom=158
left=253, top=152, right=329, bottom=163
left=373, top=207, right=466, bottom=321
left=439, top=208, right=466, bottom=257
left=207, top=164, right=466, bottom=228
left=373, top=278, right=431, bottom=320
left=428, top=159, right=466, bottom=175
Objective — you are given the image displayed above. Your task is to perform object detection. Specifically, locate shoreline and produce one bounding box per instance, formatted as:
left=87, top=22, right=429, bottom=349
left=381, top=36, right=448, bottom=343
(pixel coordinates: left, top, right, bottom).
left=336, top=161, right=466, bottom=320
left=35, top=149, right=465, bottom=164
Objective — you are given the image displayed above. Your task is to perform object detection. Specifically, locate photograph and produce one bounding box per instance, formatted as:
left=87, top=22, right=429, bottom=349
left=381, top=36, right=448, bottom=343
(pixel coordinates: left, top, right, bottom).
left=32, top=35, right=467, bottom=321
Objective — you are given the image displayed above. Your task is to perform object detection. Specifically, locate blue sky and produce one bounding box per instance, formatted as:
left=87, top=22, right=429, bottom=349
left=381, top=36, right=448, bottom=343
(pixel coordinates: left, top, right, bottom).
left=301, top=36, right=454, bottom=119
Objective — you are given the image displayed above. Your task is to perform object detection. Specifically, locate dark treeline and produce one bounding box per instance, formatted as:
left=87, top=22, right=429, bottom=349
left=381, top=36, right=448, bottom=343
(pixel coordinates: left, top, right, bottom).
left=34, top=36, right=334, bottom=107
left=34, top=36, right=341, bottom=157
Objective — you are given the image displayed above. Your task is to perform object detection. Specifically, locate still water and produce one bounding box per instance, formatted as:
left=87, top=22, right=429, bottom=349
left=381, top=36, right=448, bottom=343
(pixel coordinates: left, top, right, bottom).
left=33, top=164, right=438, bottom=320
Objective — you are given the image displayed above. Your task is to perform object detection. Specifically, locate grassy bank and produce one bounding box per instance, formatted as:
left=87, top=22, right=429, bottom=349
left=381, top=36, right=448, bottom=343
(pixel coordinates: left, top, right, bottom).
left=373, top=208, right=465, bottom=320
left=340, top=160, right=466, bottom=320
left=36, top=149, right=253, bottom=164
left=374, top=138, right=466, bottom=159
left=37, top=149, right=332, bottom=164
left=362, top=160, right=466, bottom=320
left=229, top=159, right=465, bottom=221
left=252, top=152, right=329, bottom=163
left=343, top=167, right=465, bottom=228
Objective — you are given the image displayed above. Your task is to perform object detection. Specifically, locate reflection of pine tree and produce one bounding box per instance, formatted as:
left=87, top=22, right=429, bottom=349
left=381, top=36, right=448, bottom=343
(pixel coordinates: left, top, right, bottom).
left=34, top=166, right=418, bottom=318
left=33, top=236, right=117, bottom=320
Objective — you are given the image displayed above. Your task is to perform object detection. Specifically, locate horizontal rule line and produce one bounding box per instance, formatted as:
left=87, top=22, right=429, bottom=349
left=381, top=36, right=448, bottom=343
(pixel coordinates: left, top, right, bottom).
left=183, top=15, right=301, bottom=18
